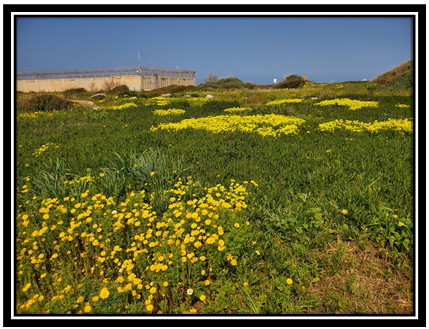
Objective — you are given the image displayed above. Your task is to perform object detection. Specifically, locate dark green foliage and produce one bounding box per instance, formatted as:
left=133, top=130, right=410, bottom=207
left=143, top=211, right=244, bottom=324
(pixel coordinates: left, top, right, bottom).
left=200, top=100, right=242, bottom=113
left=199, top=77, right=244, bottom=89
left=275, top=74, right=305, bottom=89
left=117, top=90, right=138, bottom=98
left=390, top=70, right=413, bottom=90
left=167, top=99, right=191, bottom=109
left=25, top=94, right=75, bottom=112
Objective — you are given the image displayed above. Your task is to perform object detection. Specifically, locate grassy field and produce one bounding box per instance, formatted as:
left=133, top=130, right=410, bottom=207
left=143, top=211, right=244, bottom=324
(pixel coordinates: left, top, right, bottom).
left=15, top=80, right=414, bottom=315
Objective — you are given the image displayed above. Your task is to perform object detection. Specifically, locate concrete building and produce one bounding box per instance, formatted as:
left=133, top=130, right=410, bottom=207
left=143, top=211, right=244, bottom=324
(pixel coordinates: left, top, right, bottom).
left=16, top=66, right=196, bottom=93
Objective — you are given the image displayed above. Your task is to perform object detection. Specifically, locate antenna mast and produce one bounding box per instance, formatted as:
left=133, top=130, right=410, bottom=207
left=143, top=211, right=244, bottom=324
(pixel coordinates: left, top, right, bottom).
left=137, top=51, right=142, bottom=74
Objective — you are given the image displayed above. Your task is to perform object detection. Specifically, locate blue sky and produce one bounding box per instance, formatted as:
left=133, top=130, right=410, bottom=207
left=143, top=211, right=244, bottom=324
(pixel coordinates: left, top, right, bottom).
left=16, top=16, right=413, bottom=85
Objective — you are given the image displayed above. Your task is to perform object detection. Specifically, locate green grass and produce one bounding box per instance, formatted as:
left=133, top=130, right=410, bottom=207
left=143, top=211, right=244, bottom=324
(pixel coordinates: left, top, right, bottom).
left=15, top=83, right=414, bottom=315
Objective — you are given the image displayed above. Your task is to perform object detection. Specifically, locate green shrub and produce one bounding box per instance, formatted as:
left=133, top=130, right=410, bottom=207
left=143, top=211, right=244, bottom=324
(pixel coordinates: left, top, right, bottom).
left=242, top=82, right=257, bottom=89
left=390, top=70, right=413, bottom=90
left=275, top=74, right=305, bottom=89
left=118, top=90, right=138, bottom=98
left=26, top=94, right=75, bottom=112
left=199, top=77, right=244, bottom=89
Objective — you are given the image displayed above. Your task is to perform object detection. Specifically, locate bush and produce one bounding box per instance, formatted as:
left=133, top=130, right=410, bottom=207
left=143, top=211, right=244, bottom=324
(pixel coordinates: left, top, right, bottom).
left=63, top=88, right=88, bottom=98
left=390, top=70, right=413, bottom=90
left=25, top=94, right=75, bottom=112
left=242, top=82, right=256, bottom=90
left=275, top=74, right=305, bottom=89
left=199, top=77, right=244, bottom=90
left=111, top=85, right=129, bottom=92
left=118, top=90, right=138, bottom=98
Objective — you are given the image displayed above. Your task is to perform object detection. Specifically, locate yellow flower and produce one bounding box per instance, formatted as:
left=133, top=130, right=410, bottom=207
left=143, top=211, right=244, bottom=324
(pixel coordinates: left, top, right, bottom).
left=150, top=287, right=157, bottom=294
left=200, top=295, right=206, bottom=301
left=287, top=278, right=293, bottom=285
left=99, top=287, right=109, bottom=299
left=84, top=305, right=91, bottom=313
left=92, top=296, right=99, bottom=302
left=43, top=214, right=49, bottom=220
left=243, top=282, right=249, bottom=287
left=255, top=250, right=260, bottom=255
left=231, top=259, right=237, bottom=266
left=342, top=209, right=348, bottom=215
left=204, top=280, right=210, bottom=286
left=163, top=282, right=168, bottom=287
left=146, top=304, right=154, bottom=312
left=398, top=221, right=405, bottom=227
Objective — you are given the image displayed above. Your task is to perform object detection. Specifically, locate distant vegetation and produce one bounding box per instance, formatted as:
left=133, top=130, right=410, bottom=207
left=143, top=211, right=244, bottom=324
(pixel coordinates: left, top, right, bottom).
left=275, top=74, right=306, bottom=89
left=198, top=76, right=245, bottom=89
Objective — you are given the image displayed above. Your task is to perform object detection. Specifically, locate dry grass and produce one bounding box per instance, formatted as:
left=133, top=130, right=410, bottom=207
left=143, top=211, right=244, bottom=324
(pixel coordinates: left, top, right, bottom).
left=308, top=240, right=413, bottom=314
left=372, top=60, right=413, bottom=86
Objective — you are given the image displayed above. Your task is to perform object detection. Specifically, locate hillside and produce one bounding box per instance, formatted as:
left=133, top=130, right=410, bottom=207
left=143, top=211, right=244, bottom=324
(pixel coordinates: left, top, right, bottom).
left=372, top=60, right=413, bottom=89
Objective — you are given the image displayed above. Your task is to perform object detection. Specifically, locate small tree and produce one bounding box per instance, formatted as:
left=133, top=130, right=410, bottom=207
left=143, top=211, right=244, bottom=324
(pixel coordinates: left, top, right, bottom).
left=275, top=74, right=305, bottom=89
left=204, top=73, right=219, bottom=83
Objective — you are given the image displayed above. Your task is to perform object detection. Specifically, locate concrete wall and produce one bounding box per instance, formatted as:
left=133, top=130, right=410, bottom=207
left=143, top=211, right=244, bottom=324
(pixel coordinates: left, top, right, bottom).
left=17, top=75, right=196, bottom=93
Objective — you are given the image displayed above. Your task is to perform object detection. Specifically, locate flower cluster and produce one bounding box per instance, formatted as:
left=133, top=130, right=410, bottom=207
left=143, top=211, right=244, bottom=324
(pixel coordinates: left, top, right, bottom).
left=395, top=103, right=410, bottom=108
left=150, top=114, right=305, bottom=137
left=145, top=97, right=169, bottom=106
left=318, top=118, right=413, bottom=133
left=314, top=98, right=379, bottom=110
left=32, top=143, right=58, bottom=157
left=105, top=103, right=138, bottom=110
left=223, top=107, right=253, bottom=113
left=265, top=99, right=303, bottom=106
left=186, top=98, right=208, bottom=106
left=153, top=109, right=186, bottom=116
left=16, top=177, right=254, bottom=314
